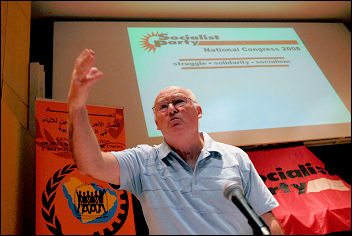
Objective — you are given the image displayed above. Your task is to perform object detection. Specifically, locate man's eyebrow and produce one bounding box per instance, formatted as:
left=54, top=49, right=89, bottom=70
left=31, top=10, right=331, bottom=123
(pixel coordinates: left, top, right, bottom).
left=155, top=93, right=186, bottom=103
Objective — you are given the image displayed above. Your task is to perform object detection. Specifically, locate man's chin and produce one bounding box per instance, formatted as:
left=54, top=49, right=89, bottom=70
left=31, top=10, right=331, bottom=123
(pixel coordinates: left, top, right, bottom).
left=163, top=125, right=186, bottom=136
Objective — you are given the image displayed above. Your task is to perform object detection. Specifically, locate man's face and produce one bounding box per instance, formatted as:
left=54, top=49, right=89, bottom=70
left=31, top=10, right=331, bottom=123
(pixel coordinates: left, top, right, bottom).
left=153, top=87, right=202, bottom=138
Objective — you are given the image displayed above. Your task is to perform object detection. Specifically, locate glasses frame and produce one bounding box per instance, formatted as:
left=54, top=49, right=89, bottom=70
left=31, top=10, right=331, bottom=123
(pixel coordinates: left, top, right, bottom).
left=152, top=96, right=195, bottom=113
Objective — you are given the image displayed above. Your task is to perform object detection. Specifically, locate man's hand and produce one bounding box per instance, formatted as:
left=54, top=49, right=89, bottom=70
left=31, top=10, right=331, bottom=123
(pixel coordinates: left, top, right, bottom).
left=68, top=49, right=104, bottom=109
left=67, top=49, right=121, bottom=185
left=261, top=211, right=285, bottom=235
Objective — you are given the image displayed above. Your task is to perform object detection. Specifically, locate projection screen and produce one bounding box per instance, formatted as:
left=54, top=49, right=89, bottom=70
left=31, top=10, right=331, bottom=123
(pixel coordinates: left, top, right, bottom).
left=52, top=22, right=351, bottom=148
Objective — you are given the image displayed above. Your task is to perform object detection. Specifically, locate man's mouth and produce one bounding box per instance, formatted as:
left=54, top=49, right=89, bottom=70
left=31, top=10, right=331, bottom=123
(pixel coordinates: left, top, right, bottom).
left=170, top=116, right=180, bottom=121
left=169, top=117, right=182, bottom=126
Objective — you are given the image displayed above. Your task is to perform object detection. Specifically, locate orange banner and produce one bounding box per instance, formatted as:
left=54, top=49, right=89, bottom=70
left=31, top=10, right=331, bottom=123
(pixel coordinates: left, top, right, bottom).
left=248, top=146, right=351, bottom=235
left=35, top=99, right=136, bottom=235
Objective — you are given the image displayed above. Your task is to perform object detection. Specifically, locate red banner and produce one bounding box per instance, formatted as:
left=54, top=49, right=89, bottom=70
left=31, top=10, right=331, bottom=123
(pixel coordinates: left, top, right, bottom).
left=248, top=146, right=351, bottom=235
left=35, top=99, right=136, bottom=235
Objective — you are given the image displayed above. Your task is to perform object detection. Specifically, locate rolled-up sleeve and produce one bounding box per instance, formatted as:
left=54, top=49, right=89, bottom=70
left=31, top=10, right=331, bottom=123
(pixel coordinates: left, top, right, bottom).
left=110, top=146, right=146, bottom=197
left=238, top=151, right=279, bottom=216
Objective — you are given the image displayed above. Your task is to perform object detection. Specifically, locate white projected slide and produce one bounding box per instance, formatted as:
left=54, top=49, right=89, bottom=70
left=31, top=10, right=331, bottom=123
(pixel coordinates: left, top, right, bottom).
left=127, top=27, right=351, bottom=137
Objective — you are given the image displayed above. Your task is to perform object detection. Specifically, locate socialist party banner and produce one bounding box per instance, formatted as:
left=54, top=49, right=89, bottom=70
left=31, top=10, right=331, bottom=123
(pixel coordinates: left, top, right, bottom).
left=35, top=99, right=136, bottom=235
left=248, top=146, right=351, bottom=235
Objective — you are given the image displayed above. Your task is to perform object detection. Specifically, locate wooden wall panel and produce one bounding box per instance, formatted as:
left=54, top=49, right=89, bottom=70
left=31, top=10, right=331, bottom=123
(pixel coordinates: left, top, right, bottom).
left=3, top=1, right=31, bottom=108
left=1, top=1, right=33, bottom=235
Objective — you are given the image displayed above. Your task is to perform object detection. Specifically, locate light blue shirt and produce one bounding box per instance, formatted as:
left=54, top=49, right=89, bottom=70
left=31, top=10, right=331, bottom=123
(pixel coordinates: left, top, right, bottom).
left=112, top=132, right=278, bottom=234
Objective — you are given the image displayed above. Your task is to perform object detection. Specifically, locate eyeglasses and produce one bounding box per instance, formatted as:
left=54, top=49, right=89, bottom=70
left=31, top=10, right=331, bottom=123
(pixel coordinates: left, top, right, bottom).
left=152, top=95, right=194, bottom=113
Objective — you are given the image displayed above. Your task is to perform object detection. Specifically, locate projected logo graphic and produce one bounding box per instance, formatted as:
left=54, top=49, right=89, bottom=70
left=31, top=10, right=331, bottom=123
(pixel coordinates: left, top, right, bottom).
left=140, top=31, right=220, bottom=53
left=140, top=32, right=159, bottom=53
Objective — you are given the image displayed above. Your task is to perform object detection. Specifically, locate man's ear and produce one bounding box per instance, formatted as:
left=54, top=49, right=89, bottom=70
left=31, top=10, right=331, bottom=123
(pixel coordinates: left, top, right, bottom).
left=197, top=105, right=202, bottom=119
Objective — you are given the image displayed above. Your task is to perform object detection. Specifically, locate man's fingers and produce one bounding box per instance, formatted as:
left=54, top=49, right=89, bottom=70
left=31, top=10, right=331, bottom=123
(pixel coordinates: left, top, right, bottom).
left=80, top=67, right=104, bottom=90
left=86, top=67, right=104, bottom=81
left=74, top=49, right=95, bottom=80
left=68, top=49, right=102, bottom=108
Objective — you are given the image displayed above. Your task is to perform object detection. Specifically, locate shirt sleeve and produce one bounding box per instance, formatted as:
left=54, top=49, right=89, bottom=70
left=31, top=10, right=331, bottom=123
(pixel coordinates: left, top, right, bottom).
left=237, top=150, right=279, bottom=216
left=110, top=145, right=149, bottom=197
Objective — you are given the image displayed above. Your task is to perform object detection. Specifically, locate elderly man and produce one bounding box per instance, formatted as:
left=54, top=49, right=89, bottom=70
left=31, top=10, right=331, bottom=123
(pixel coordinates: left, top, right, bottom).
left=68, top=49, right=284, bottom=234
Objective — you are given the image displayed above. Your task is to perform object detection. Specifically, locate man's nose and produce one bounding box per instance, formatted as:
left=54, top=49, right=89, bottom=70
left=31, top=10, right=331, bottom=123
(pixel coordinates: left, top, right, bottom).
left=168, top=103, right=177, bottom=114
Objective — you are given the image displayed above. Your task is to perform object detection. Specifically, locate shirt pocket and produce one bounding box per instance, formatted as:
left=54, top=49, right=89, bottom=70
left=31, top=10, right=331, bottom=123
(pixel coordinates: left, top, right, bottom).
left=197, top=162, right=243, bottom=190
left=141, top=162, right=192, bottom=208
left=196, top=164, right=243, bottom=214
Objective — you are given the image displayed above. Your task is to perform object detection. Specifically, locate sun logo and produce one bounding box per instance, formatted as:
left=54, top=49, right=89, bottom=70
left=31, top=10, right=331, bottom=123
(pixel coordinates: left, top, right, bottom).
left=140, top=32, right=159, bottom=53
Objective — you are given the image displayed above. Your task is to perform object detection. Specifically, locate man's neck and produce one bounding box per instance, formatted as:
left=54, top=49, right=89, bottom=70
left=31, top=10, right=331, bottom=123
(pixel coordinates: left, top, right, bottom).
left=165, top=132, right=204, bottom=169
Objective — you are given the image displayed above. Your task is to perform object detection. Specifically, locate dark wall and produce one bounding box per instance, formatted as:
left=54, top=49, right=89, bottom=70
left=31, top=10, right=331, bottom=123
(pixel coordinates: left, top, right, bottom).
left=30, top=20, right=54, bottom=99
left=307, top=143, right=351, bottom=185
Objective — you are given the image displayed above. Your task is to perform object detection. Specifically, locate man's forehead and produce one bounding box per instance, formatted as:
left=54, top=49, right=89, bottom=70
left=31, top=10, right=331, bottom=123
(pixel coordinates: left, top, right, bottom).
left=156, top=92, right=187, bottom=101
left=155, top=88, right=189, bottom=102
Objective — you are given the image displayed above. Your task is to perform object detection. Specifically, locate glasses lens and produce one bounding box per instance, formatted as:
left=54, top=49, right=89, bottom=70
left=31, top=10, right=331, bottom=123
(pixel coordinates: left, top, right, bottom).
left=172, top=96, right=187, bottom=108
left=155, top=96, right=188, bottom=112
left=156, top=101, right=169, bottom=112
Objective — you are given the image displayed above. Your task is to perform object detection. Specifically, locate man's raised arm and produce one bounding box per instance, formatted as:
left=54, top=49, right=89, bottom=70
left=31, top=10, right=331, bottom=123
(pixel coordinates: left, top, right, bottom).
left=68, top=49, right=120, bottom=185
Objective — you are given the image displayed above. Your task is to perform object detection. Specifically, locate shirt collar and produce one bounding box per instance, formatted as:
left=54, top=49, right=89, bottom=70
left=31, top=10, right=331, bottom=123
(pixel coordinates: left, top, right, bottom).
left=157, top=132, right=223, bottom=160
left=157, top=139, right=173, bottom=160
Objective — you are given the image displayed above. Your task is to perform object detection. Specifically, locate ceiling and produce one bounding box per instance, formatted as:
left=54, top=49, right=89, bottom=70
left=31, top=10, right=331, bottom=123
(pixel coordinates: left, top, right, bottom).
left=31, top=1, right=351, bottom=28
